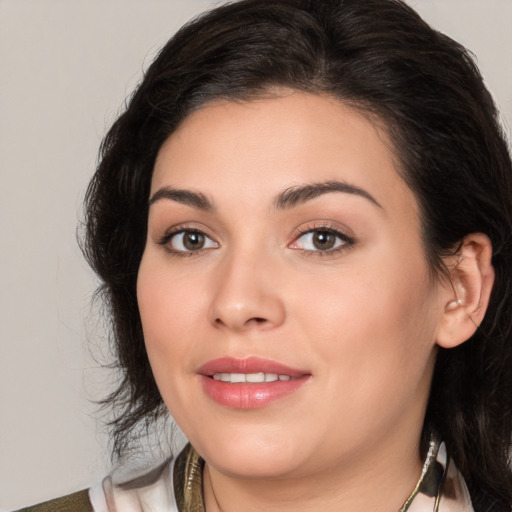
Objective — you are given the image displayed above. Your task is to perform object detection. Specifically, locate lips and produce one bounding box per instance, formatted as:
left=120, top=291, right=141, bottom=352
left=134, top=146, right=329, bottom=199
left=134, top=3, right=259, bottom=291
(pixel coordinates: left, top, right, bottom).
left=198, top=357, right=311, bottom=409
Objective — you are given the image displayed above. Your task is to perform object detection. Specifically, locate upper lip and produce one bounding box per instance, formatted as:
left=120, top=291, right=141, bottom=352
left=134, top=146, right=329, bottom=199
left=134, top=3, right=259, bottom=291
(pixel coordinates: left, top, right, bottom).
left=198, top=357, right=309, bottom=377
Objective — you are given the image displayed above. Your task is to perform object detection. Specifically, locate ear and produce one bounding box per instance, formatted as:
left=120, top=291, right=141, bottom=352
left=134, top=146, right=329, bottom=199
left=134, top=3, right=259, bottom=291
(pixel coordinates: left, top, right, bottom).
left=436, top=233, right=495, bottom=349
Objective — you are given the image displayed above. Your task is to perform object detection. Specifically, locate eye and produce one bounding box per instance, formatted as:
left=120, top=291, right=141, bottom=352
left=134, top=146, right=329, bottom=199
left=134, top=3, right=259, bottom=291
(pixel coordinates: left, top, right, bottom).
left=290, top=228, right=353, bottom=253
left=160, top=229, right=218, bottom=253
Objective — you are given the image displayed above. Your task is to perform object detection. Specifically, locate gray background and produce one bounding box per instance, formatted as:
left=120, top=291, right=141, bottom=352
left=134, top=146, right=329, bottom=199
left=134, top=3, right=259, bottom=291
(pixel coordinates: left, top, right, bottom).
left=1, top=1, right=511, bottom=509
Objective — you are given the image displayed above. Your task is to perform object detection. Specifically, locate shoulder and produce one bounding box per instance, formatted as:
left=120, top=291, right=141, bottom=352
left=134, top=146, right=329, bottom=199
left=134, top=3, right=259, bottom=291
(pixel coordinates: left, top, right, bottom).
left=13, top=489, right=93, bottom=512
left=11, top=445, right=200, bottom=512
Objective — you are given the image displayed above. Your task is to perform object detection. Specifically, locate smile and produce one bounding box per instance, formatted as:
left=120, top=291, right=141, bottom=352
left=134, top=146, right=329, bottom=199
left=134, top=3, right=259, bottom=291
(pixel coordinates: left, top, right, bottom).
left=198, top=357, right=311, bottom=408
left=212, top=372, right=293, bottom=383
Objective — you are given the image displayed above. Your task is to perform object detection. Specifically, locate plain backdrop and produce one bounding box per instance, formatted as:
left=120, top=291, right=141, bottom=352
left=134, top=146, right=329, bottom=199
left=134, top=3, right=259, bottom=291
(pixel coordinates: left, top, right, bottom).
left=1, top=1, right=511, bottom=509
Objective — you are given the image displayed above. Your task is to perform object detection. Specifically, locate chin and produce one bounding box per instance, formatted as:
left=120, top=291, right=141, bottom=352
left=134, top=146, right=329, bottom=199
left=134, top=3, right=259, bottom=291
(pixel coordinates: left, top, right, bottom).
left=208, top=449, right=304, bottom=480
left=190, top=426, right=310, bottom=479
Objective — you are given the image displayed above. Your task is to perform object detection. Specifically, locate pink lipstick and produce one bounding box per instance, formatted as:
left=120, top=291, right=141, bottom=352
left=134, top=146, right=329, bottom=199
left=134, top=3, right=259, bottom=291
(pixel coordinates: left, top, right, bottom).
left=198, top=357, right=311, bottom=409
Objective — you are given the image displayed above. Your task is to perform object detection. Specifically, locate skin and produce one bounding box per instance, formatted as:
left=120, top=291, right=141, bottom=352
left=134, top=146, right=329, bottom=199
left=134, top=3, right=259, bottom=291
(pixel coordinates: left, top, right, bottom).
left=137, top=91, right=487, bottom=511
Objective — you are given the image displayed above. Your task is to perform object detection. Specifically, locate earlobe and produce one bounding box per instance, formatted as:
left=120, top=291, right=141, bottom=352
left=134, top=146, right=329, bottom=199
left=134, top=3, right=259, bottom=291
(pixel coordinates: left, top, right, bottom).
left=436, top=233, right=495, bottom=349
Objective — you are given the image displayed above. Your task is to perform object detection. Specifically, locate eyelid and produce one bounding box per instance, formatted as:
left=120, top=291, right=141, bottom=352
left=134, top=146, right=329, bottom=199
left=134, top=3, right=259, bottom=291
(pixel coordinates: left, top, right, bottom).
left=288, top=222, right=356, bottom=254
left=156, top=224, right=219, bottom=255
left=155, top=221, right=215, bottom=242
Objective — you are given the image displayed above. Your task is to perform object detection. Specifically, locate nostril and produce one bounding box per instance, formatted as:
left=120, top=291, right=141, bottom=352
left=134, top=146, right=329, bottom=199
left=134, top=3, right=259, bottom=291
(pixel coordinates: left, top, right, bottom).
left=247, top=317, right=268, bottom=325
left=214, top=316, right=268, bottom=328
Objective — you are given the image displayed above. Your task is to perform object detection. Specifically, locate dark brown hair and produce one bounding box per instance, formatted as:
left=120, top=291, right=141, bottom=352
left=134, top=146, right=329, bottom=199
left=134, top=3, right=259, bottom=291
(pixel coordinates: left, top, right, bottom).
left=83, top=1, right=512, bottom=509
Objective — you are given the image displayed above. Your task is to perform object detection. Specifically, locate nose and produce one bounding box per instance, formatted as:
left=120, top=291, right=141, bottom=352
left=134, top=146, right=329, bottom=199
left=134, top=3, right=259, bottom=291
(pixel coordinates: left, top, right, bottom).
left=208, top=248, right=286, bottom=332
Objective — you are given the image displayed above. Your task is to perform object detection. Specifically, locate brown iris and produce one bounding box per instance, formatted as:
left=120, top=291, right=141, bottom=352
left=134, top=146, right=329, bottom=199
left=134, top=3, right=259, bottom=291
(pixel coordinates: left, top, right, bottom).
left=312, top=231, right=336, bottom=250
left=183, top=232, right=206, bottom=250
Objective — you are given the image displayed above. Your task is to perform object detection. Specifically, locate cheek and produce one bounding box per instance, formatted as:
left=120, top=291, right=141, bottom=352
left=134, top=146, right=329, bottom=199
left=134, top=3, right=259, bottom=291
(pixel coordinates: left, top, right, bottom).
left=138, top=247, right=208, bottom=327
left=136, top=254, right=206, bottom=379
left=295, top=250, right=439, bottom=411
left=137, top=257, right=211, bottom=434
left=299, top=251, right=434, bottom=336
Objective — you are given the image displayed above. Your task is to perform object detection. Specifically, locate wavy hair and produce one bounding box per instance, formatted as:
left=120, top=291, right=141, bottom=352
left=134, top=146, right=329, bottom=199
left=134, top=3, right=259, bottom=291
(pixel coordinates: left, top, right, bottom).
left=82, top=1, right=512, bottom=509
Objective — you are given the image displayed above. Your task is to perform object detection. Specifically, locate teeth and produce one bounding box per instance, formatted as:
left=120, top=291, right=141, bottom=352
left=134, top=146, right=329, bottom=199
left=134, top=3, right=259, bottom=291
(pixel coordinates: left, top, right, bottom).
left=212, top=372, right=292, bottom=383
left=246, top=372, right=265, bottom=383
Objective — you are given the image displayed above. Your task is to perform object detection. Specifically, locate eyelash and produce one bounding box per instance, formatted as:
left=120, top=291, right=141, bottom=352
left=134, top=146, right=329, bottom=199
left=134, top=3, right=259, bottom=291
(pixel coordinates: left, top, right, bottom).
left=156, top=224, right=355, bottom=258
left=291, top=225, right=355, bottom=257
left=157, top=227, right=218, bottom=258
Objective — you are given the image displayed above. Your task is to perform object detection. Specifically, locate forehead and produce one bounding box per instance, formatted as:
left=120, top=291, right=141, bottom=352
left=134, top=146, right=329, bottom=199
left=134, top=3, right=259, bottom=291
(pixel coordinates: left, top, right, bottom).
left=151, top=92, right=416, bottom=220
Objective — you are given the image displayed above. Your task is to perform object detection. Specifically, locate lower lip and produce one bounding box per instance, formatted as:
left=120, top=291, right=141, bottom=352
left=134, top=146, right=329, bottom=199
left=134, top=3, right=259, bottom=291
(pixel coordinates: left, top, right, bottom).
left=200, top=375, right=310, bottom=409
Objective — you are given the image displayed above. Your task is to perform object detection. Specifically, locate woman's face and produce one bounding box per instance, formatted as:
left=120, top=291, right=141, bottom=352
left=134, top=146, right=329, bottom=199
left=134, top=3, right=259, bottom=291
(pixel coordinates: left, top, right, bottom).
left=137, top=92, right=448, bottom=481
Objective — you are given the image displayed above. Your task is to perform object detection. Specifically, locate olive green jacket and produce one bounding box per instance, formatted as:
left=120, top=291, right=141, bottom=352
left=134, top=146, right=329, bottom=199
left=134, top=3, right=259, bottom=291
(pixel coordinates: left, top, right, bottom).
left=14, top=489, right=93, bottom=512
left=14, top=444, right=203, bottom=512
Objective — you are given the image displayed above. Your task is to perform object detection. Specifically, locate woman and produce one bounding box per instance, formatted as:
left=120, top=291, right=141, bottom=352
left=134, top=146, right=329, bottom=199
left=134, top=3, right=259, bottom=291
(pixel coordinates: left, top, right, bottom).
left=17, top=0, right=512, bottom=510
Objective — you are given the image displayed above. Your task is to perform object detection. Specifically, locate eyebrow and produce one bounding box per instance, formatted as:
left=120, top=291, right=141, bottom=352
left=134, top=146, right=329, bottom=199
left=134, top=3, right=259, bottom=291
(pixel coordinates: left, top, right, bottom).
left=148, top=180, right=382, bottom=212
left=149, top=187, right=215, bottom=211
left=274, top=180, right=382, bottom=209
